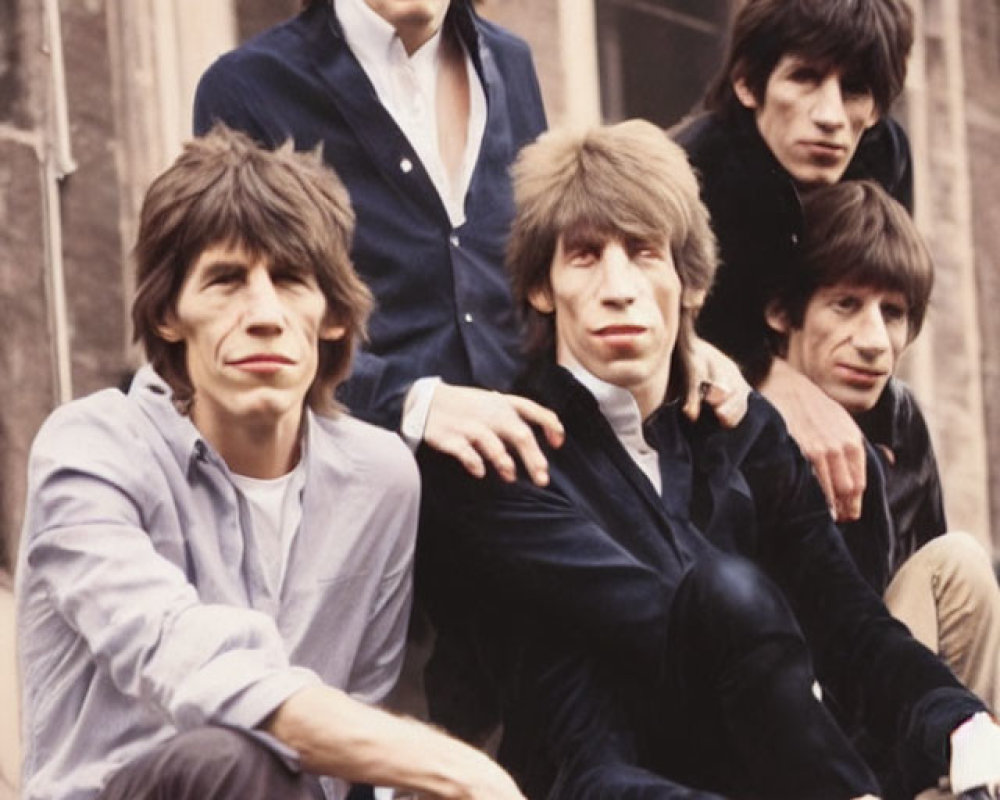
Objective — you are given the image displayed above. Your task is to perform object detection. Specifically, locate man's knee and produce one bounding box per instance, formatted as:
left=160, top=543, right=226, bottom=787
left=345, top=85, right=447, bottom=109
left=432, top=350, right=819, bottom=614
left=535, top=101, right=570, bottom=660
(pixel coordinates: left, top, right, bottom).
left=682, top=552, right=798, bottom=637
left=104, top=727, right=316, bottom=800
left=910, top=532, right=998, bottom=601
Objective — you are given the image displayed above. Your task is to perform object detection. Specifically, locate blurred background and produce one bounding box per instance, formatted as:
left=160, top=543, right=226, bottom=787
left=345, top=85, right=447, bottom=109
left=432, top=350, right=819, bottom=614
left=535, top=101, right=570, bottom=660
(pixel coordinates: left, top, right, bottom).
left=1, top=0, right=999, bottom=793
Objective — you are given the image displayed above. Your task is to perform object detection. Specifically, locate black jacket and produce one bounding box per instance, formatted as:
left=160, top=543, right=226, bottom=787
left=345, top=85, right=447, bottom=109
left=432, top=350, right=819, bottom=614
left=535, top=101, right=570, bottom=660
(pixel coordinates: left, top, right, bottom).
left=673, top=109, right=913, bottom=380
left=856, top=377, right=948, bottom=577
left=418, top=363, right=982, bottom=799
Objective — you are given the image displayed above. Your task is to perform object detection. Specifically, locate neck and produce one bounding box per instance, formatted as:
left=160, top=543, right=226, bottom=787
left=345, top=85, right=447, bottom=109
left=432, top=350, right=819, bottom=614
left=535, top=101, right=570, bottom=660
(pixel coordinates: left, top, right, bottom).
left=192, top=404, right=304, bottom=479
left=634, top=381, right=668, bottom=421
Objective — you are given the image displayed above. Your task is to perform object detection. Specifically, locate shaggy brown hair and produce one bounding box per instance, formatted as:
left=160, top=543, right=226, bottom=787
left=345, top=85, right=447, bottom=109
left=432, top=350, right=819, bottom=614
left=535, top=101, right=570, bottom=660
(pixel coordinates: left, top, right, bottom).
left=506, top=119, right=718, bottom=398
left=767, top=180, right=933, bottom=356
left=131, top=124, right=371, bottom=415
left=705, top=0, right=913, bottom=118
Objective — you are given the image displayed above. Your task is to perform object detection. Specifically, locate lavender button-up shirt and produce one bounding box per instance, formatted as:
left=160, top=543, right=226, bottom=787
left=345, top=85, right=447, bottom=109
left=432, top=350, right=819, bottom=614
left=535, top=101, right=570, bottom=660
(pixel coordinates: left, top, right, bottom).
left=17, top=366, right=419, bottom=800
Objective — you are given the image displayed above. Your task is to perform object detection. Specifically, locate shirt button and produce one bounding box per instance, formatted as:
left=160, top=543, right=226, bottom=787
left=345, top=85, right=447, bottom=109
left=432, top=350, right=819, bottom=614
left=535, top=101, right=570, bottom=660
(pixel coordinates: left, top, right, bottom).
left=400, top=157, right=413, bottom=174
left=790, top=233, right=799, bottom=245
left=450, top=233, right=460, bottom=248
left=463, top=312, right=474, bottom=323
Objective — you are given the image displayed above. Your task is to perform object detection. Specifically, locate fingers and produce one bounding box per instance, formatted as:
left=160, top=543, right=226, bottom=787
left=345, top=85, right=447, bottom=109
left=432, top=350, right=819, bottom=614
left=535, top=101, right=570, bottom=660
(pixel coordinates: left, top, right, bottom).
left=505, top=394, right=565, bottom=448
left=804, top=437, right=865, bottom=521
left=761, top=362, right=867, bottom=521
left=825, top=447, right=859, bottom=521
left=684, top=337, right=750, bottom=426
left=424, top=385, right=562, bottom=486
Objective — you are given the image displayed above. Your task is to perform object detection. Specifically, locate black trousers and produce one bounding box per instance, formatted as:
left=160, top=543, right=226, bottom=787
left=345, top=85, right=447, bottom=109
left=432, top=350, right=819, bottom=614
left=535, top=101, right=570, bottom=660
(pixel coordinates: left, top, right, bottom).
left=501, top=552, right=880, bottom=800
left=97, top=727, right=327, bottom=800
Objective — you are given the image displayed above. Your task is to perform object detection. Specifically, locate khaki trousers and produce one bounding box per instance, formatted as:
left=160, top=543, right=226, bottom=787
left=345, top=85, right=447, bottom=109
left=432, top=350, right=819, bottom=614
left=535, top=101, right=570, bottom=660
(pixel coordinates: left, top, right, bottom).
left=884, top=531, right=1000, bottom=713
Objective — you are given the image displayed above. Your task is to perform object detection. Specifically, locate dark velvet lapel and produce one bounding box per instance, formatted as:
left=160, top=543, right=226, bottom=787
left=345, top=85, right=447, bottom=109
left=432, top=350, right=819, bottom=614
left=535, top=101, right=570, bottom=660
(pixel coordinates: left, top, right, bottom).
left=520, top=364, right=702, bottom=568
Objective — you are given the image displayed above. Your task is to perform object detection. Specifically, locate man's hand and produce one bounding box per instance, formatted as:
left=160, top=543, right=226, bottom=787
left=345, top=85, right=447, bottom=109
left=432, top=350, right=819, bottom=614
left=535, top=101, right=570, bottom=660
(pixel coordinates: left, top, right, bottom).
left=268, top=685, right=527, bottom=800
left=683, top=337, right=751, bottom=427
left=760, top=358, right=866, bottom=521
left=423, top=383, right=564, bottom=486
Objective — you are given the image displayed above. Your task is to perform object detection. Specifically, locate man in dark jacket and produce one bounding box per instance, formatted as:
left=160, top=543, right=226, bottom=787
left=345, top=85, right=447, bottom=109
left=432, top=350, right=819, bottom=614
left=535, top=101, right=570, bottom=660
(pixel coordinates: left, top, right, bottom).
left=419, top=120, right=1000, bottom=800
left=673, top=0, right=915, bottom=523
left=764, top=179, right=1000, bottom=716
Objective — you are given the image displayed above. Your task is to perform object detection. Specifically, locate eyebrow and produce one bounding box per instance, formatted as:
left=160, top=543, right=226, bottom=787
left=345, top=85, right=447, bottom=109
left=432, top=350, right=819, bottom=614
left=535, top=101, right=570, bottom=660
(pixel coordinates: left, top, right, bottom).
left=196, top=258, right=249, bottom=283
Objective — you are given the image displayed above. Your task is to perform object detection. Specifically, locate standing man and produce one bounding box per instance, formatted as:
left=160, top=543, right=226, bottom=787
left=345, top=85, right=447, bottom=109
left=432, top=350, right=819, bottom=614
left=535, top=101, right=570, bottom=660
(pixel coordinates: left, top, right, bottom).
left=193, top=0, right=564, bottom=484
left=674, top=0, right=915, bottom=521
left=16, top=127, right=526, bottom=800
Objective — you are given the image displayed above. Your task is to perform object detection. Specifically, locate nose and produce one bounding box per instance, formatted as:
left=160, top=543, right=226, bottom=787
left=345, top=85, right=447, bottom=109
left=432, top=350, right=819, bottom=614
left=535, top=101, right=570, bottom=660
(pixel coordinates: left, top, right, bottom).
left=598, top=242, right=638, bottom=308
left=243, top=269, right=285, bottom=336
left=852, top=304, right=890, bottom=358
left=811, top=74, right=848, bottom=131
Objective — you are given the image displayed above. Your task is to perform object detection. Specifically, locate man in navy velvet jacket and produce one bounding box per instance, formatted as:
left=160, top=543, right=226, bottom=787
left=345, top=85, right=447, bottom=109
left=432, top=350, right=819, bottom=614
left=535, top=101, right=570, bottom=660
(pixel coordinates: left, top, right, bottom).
left=418, top=121, right=1000, bottom=799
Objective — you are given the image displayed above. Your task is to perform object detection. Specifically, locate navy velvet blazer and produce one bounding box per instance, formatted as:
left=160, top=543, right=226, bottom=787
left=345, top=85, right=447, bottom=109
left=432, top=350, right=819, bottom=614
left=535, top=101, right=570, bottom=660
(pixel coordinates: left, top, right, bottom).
left=418, top=363, right=984, bottom=798
left=194, top=1, right=547, bottom=429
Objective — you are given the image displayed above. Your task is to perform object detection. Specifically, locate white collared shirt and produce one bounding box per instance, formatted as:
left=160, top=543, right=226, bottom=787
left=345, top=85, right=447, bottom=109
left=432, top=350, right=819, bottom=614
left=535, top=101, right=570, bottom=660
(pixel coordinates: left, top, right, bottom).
left=565, top=361, right=663, bottom=495
left=336, top=0, right=487, bottom=226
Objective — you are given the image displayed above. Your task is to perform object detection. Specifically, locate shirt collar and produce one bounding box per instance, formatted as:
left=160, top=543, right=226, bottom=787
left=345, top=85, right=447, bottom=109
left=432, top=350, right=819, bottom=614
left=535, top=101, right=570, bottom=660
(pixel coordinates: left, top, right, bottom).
left=130, top=363, right=313, bottom=479
left=130, top=365, right=205, bottom=471
left=564, top=361, right=647, bottom=445
left=336, top=0, right=443, bottom=76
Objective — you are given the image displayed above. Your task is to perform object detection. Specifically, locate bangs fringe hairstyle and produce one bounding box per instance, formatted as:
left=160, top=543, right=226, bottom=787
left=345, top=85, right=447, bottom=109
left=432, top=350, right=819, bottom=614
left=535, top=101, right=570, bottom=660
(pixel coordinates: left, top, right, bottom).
left=131, top=123, right=372, bottom=415
left=770, top=180, right=933, bottom=349
left=706, top=0, right=914, bottom=117
left=507, top=119, right=718, bottom=399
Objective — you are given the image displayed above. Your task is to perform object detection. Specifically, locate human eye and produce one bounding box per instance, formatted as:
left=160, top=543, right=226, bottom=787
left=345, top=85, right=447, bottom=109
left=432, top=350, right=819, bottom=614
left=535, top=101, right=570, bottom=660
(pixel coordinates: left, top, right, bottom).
left=271, top=264, right=317, bottom=288
left=840, top=72, right=872, bottom=98
left=831, top=293, right=861, bottom=313
left=203, top=266, right=243, bottom=288
left=273, top=269, right=307, bottom=285
left=881, top=300, right=907, bottom=323
left=788, top=64, right=822, bottom=84
left=627, top=238, right=663, bottom=262
left=566, top=244, right=600, bottom=267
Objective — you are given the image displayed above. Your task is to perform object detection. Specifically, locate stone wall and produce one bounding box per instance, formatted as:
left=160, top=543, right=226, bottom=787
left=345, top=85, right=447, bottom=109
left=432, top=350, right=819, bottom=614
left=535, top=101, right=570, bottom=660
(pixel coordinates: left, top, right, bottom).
left=963, top=0, right=1000, bottom=551
left=0, top=0, right=56, bottom=571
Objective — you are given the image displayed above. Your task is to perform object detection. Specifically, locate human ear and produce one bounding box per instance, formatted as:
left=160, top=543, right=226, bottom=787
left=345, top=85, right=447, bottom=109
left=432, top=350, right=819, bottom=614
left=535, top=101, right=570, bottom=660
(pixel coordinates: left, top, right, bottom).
left=863, top=106, right=882, bottom=132
left=527, top=285, right=554, bottom=314
left=156, top=311, right=184, bottom=343
left=319, top=312, right=347, bottom=341
left=682, top=287, right=707, bottom=312
left=732, top=76, right=759, bottom=110
left=764, top=300, right=791, bottom=334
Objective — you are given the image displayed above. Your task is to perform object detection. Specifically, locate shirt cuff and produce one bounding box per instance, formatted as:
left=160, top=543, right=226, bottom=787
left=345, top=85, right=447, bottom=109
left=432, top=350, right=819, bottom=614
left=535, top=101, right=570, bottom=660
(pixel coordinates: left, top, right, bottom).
left=400, top=377, right=441, bottom=451
left=950, top=711, right=1000, bottom=794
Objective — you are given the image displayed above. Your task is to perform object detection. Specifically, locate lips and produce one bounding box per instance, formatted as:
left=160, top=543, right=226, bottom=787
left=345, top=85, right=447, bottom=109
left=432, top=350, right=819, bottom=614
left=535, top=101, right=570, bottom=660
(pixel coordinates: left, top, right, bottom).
left=834, top=363, right=886, bottom=386
left=595, top=325, right=645, bottom=336
left=592, top=325, right=647, bottom=351
left=800, top=140, right=847, bottom=163
left=227, top=354, right=295, bottom=373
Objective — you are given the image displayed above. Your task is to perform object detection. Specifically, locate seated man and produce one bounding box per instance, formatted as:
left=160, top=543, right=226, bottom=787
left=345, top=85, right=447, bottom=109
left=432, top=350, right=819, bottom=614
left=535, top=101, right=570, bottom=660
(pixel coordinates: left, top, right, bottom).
left=16, top=126, right=526, bottom=800
left=673, top=0, right=916, bottom=522
left=763, top=179, right=1000, bottom=715
left=417, top=120, right=1000, bottom=799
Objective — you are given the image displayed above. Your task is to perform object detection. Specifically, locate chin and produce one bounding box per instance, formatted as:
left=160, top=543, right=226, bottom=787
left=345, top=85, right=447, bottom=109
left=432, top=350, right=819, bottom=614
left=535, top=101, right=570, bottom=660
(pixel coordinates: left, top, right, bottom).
left=833, top=391, right=880, bottom=416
